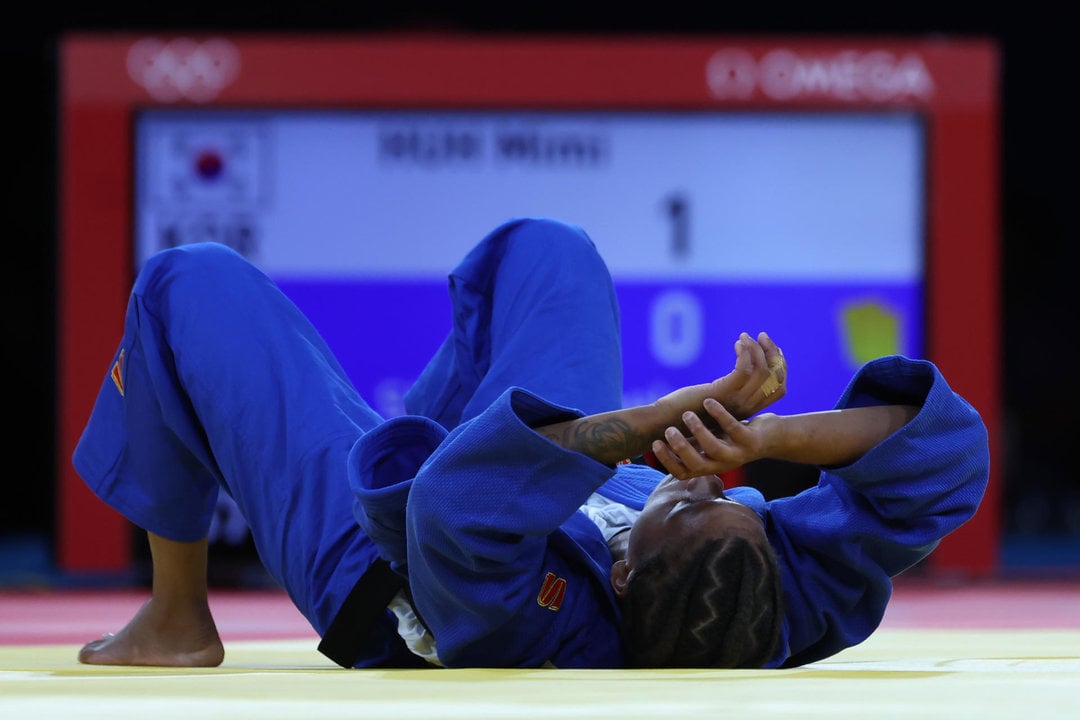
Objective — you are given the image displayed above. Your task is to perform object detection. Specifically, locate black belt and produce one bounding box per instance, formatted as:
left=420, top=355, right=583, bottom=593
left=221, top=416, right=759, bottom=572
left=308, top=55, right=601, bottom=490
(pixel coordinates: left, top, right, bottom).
left=317, top=558, right=404, bottom=668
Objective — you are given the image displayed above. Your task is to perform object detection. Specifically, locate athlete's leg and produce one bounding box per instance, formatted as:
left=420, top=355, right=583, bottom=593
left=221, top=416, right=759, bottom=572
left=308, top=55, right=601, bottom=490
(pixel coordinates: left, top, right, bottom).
left=74, top=242, right=409, bottom=667
left=78, top=534, right=223, bottom=666
left=404, top=217, right=624, bottom=428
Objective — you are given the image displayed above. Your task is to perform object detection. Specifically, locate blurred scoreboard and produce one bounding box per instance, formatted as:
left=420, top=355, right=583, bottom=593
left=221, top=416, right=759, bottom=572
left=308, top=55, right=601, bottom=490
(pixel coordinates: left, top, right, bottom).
left=134, top=110, right=924, bottom=418
left=58, top=35, right=1000, bottom=577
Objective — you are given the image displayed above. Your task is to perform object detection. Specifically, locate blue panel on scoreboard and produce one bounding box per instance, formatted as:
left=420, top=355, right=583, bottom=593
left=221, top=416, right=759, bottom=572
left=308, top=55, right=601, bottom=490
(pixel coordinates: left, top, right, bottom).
left=275, top=277, right=919, bottom=420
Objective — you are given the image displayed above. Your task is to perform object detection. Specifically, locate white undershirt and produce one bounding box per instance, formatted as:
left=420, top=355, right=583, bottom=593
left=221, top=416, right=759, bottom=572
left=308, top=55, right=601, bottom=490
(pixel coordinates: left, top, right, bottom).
left=389, top=590, right=442, bottom=666
left=578, top=492, right=642, bottom=544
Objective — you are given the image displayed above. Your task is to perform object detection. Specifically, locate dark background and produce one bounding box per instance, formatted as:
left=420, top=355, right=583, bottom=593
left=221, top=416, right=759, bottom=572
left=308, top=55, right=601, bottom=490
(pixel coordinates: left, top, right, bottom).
left=4, top=5, right=1076, bottom=581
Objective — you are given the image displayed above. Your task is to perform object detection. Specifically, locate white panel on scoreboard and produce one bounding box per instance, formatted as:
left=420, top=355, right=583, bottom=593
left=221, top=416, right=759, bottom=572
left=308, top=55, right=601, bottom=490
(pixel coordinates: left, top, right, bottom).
left=135, top=111, right=922, bottom=281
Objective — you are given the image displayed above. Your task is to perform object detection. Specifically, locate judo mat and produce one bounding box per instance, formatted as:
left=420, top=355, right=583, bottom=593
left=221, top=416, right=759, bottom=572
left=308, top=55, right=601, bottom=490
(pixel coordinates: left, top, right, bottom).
left=2, top=579, right=1078, bottom=719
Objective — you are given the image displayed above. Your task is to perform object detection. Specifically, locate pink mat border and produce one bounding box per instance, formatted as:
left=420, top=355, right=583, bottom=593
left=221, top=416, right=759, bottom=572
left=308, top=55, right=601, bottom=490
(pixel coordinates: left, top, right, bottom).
left=2, top=580, right=1077, bottom=646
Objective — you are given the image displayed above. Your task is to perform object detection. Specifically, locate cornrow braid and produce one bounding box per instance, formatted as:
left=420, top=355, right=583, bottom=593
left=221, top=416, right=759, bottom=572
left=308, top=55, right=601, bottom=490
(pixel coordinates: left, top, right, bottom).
left=620, top=534, right=783, bottom=668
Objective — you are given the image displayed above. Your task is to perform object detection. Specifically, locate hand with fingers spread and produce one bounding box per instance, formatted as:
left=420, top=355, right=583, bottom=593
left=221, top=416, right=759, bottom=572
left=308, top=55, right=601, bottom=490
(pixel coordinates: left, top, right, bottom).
left=649, top=395, right=921, bottom=481
left=650, top=398, right=775, bottom=479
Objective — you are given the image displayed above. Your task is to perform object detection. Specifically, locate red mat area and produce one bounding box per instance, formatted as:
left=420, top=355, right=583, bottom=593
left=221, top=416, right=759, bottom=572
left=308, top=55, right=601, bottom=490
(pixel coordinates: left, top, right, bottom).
left=0, top=589, right=315, bottom=645
left=881, top=579, right=1080, bottom=629
left=1, top=580, right=1077, bottom=646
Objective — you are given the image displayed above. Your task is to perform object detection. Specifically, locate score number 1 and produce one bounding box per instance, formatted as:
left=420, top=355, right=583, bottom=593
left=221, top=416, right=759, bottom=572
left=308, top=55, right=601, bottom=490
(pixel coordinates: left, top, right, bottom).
left=651, top=191, right=703, bottom=368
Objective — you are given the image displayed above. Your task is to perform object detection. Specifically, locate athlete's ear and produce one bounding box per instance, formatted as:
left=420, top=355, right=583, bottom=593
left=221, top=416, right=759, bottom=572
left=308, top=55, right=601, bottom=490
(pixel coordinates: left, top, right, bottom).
left=610, top=559, right=630, bottom=598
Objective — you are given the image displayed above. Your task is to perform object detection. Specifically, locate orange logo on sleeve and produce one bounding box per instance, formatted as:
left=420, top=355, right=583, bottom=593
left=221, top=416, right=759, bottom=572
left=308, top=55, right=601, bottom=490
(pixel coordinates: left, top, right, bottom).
left=537, top=572, right=567, bottom=611
left=110, top=349, right=125, bottom=397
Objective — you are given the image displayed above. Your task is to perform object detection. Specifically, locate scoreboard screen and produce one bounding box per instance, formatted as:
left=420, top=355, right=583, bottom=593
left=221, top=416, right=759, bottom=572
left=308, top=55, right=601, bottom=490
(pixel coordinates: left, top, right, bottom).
left=133, top=109, right=924, bottom=418
left=57, top=34, right=1000, bottom=576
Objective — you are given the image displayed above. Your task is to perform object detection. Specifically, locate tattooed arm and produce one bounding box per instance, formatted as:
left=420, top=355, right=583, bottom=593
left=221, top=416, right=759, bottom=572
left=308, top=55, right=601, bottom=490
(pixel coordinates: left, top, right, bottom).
left=535, top=332, right=786, bottom=465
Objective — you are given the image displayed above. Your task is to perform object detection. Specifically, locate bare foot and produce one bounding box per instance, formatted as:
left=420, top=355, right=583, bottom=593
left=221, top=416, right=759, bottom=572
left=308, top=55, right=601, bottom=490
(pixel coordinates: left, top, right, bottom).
left=78, top=597, right=225, bottom=667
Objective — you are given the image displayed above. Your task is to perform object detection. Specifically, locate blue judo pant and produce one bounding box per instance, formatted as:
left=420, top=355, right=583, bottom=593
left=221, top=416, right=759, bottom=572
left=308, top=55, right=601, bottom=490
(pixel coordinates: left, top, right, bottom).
left=73, top=218, right=623, bottom=667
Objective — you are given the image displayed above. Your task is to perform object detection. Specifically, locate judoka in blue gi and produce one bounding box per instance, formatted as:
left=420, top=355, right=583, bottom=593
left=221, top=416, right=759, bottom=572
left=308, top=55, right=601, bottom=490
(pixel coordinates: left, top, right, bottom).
left=73, top=218, right=990, bottom=670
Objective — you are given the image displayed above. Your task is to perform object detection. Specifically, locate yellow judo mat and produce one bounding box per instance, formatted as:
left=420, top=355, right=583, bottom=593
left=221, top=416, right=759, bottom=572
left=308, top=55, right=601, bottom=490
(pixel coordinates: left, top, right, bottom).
left=2, top=584, right=1078, bottom=719
left=3, top=630, right=1078, bottom=719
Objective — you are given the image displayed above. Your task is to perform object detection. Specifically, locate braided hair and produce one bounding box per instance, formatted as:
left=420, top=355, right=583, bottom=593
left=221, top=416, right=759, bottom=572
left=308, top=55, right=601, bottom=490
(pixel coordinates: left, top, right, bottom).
left=619, top=533, right=783, bottom=668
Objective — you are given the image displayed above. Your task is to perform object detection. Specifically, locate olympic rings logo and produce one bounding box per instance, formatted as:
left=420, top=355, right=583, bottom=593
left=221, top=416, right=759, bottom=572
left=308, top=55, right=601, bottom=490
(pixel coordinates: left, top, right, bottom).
left=127, top=38, right=240, bottom=103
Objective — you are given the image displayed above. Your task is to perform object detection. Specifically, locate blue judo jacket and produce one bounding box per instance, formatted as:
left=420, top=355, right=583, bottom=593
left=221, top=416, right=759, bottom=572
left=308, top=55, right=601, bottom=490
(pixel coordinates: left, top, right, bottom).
left=349, top=355, right=990, bottom=669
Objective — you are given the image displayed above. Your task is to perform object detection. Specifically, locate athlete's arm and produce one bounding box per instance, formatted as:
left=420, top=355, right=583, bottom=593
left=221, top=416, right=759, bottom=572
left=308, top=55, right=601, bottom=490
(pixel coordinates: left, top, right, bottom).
left=535, top=332, right=786, bottom=465
left=650, top=401, right=919, bottom=479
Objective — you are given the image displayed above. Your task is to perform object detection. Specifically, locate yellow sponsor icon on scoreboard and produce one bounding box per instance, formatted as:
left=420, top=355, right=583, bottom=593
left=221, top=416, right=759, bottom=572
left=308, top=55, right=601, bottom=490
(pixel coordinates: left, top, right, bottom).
left=840, top=300, right=901, bottom=367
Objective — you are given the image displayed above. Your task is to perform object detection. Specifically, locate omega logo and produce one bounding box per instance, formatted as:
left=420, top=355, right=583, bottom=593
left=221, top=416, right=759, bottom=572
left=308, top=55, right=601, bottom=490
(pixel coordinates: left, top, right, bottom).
left=706, top=48, right=935, bottom=102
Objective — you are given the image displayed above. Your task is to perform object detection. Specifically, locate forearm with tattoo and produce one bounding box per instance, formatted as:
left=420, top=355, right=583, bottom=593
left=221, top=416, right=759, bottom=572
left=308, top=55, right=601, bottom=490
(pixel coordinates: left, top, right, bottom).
left=533, top=397, right=708, bottom=466
left=533, top=375, right=755, bottom=466
left=535, top=415, right=654, bottom=466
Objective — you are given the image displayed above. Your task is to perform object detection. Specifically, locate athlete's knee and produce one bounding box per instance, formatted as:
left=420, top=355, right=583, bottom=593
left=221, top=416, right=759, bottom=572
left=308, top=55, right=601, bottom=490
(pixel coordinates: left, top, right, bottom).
left=501, top=218, right=612, bottom=284
left=136, top=242, right=262, bottom=300
left=141, top=241, right=249, bottom=276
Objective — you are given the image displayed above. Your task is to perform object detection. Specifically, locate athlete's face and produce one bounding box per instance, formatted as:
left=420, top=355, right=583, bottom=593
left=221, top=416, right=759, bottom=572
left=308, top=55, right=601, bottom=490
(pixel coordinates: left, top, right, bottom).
left=609, top=474, right=766, bottom=596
